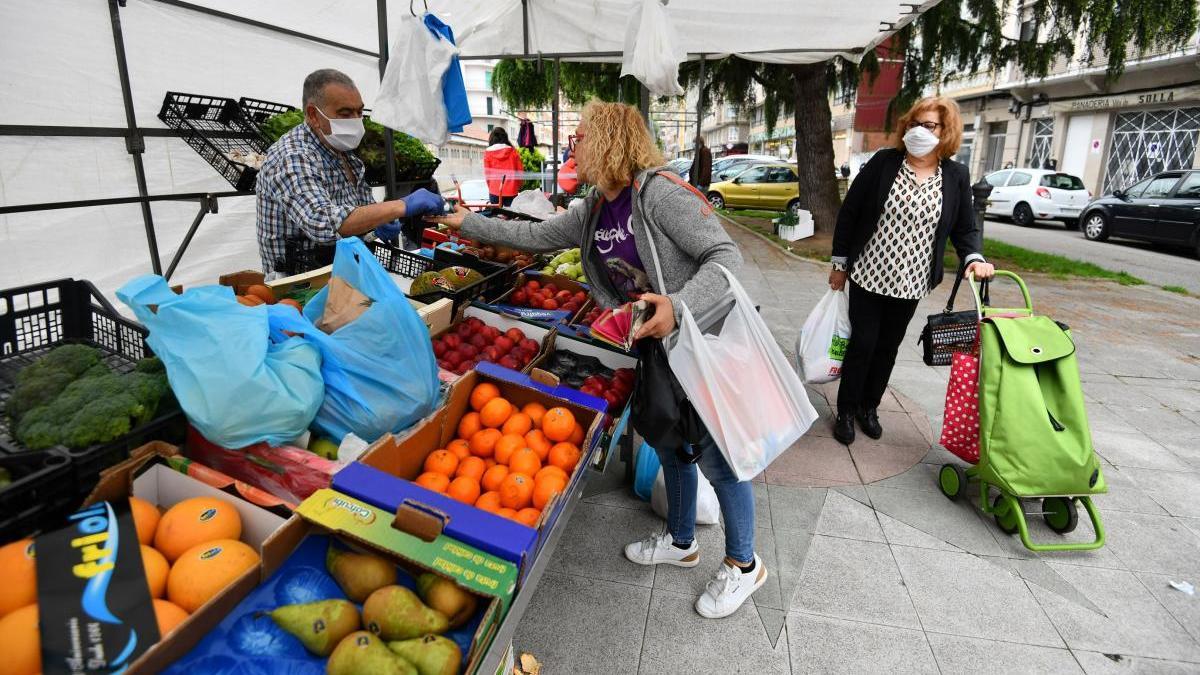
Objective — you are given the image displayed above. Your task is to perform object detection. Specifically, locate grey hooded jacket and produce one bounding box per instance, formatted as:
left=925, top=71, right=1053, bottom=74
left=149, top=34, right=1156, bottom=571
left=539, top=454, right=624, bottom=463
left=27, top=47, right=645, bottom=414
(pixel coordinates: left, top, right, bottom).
left=460, top=166, right=743, bottom=324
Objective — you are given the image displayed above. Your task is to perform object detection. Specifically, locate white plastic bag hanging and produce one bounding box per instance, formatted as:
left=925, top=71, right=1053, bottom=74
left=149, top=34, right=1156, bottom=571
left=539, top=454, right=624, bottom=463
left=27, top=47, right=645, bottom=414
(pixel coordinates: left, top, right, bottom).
left=372, top=15, right=456, bottom=145
left=621, top=0, right=686, bottom=96
left=797, top=289, right=851, bottom=383
left=651, top=468, right=720, bottom=525
left=668, top=265, right=819, bottom=481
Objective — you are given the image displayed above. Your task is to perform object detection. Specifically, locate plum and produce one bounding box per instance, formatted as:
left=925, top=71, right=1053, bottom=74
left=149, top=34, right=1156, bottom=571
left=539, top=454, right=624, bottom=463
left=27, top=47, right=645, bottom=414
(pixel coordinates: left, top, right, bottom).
left=506, top=327, right=526, bottom=343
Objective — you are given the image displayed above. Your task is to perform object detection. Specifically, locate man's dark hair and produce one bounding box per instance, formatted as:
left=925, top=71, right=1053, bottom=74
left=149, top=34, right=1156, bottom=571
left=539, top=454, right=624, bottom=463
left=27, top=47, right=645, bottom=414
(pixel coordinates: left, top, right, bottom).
left=488, top=127, right=513, bottom=147
left=302, top=69, right=357, bottom=109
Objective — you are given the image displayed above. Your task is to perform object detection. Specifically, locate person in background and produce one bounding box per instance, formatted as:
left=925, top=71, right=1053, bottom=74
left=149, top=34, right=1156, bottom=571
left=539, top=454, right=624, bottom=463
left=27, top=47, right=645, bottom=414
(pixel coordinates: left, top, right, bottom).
left=255, top=69, right=443, bottom=278
left=558, top=145, right=579, bottom=196
left=483, top=127, right=525, bottom=207
left=829, top=96, right=995, bottom=444
left=430, top=101, right=767, bottom=620
left=690, top=136, right=712, bottom=193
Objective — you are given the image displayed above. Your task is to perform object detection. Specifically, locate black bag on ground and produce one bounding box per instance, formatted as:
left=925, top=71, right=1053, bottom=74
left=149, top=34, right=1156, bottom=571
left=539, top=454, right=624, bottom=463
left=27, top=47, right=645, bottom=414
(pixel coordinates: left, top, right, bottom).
left=629, top=338, right=705, bottom=463
left=918, top=267, right=989, bottom=366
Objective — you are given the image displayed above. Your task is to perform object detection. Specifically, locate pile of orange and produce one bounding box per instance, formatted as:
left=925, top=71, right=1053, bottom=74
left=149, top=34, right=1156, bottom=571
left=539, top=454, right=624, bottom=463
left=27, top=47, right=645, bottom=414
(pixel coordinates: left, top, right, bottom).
left=414, top=383, right=586, bottom=528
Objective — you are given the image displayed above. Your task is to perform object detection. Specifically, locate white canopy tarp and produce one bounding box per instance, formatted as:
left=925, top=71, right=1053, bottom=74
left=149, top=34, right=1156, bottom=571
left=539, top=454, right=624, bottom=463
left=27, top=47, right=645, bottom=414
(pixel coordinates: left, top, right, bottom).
left=0, top=0, right=932, bottom=304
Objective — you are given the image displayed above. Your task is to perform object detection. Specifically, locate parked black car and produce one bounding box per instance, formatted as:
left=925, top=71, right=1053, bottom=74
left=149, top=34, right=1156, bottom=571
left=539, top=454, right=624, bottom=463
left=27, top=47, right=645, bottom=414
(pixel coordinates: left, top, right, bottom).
left=1080, top=169, right=1200, bottom=257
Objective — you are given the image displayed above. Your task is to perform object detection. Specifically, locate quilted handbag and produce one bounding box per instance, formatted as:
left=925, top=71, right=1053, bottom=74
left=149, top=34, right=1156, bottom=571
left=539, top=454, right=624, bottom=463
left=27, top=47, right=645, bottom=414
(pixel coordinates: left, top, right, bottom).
left=919, top=268, right=988, bottom=366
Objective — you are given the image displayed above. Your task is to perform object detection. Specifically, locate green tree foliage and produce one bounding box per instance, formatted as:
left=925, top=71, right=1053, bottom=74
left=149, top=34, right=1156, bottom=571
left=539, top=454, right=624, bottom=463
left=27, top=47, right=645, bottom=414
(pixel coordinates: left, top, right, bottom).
left=492, top=60, right=640, bottom=110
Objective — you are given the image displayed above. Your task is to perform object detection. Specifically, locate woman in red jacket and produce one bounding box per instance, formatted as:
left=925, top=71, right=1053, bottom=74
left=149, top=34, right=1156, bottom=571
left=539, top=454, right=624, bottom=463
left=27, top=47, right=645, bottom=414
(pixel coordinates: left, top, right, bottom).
left=483, top=127, right=525, bottom=207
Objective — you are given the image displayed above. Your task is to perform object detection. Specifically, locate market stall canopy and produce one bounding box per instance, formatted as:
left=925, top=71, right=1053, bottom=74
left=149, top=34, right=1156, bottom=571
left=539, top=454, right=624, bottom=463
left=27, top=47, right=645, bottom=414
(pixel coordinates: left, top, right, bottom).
left=447, top=0, right=935, bottom=64
left=0, top=0, right=933, bottom=304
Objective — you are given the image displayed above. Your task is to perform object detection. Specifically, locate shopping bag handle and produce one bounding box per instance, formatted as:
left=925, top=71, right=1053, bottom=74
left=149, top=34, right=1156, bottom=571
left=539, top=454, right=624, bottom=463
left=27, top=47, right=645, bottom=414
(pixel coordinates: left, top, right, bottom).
left=946, top=262, right=989, bottom=314
left=969, top=269, right=1032, bottom=317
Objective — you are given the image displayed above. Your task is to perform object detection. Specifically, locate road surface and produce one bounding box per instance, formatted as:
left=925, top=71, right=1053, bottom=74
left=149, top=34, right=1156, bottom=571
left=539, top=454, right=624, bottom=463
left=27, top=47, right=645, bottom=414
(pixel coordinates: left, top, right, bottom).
left=983, top=217, right=1200, bottom=292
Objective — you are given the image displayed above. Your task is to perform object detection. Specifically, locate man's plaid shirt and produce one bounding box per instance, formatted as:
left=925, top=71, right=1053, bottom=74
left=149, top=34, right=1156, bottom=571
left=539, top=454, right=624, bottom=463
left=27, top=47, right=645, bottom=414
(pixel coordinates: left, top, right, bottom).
left=255, top=123, right=389, bottom=275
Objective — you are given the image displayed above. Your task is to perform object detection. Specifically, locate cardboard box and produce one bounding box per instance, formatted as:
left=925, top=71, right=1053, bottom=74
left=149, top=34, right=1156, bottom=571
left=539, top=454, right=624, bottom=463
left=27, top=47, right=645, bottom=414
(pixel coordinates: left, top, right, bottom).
left=162, top=488, right=518, bottom=675
left=430, top=304, right=555, bottom=379
left=36, top=444, right=292, bottom=674
left=334, top=363, right=607, bottom=579
left=486, top=271, right=592, bottom=326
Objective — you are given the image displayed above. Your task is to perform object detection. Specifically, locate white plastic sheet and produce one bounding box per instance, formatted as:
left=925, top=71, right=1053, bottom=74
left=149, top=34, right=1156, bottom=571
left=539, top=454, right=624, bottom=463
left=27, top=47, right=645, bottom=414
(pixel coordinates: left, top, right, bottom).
left=651, top=467, right=720, bottom=525
left=797, top=289, right=851, bottom=384
left=668, top=265, right=818, bottom=481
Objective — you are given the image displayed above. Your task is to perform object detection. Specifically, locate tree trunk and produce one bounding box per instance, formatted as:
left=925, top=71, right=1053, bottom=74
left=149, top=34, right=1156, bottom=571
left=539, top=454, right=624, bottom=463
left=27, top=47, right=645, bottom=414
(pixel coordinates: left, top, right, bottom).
left=790, top=63, right=842, bottom=233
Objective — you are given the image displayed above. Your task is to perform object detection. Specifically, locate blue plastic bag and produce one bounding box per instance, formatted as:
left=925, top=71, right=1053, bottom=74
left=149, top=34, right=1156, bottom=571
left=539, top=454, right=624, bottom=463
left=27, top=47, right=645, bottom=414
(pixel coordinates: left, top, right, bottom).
left=633, top=440, right=660, bottom=501
left=297, top=237, right=439, bottom=442
left=117, top=275, right=324, bottom=448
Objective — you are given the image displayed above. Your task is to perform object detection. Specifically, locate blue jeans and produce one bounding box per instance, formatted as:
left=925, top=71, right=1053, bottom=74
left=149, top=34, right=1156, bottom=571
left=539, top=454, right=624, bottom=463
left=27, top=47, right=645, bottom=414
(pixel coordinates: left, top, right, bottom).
left=654, top=429, right=755, bottom=564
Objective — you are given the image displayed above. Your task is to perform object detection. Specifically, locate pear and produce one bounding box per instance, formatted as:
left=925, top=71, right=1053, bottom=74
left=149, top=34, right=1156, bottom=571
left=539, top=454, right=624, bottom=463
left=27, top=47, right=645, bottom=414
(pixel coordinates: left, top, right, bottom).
left=326, top=631, right=417, bottom=675
left=387, top=635, right=462, bottom=675
left=416, top=573, right=477, bottom=629
left=268, top=599, right=360, bottom=657
left=362, top=585, right=449, bottom=640
left=327, top=545, right=398, bottom=602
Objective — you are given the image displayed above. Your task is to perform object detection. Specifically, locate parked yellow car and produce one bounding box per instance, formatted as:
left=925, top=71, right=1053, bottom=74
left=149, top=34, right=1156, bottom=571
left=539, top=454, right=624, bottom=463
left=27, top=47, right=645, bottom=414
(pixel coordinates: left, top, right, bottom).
left=706, top=163, right=800, bottom=212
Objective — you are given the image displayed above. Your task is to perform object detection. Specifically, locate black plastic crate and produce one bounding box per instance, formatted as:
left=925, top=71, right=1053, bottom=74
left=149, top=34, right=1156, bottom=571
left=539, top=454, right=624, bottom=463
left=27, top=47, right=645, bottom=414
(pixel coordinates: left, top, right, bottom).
left=237, top=96, right=297, bottom=142
left=366, top=240, right=436, bottom=279
left=0, top=451, right=74, bottom=543
left=0, top=279, right=186, bottom=498
left=432, top=247, right=517, bottom=298
left=369, top=242, right=512, bottom=312
left=280, top=238, right=337, bottom=276
left=158, top=92, right=270, bottom=191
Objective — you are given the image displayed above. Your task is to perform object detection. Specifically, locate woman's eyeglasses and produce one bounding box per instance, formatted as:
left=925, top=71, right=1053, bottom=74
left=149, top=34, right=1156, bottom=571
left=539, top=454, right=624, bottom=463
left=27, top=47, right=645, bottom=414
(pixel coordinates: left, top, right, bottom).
left=568, top=134, right=584, bottom=150
left=908, top=121, right=943, bottom=131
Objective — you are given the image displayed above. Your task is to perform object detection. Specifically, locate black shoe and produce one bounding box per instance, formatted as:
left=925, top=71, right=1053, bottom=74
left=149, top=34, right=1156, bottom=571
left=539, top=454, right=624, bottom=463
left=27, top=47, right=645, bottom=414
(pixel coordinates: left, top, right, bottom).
left=856, top=408, right=883, bottom=440
left=833, top=413, right=856, bottom=444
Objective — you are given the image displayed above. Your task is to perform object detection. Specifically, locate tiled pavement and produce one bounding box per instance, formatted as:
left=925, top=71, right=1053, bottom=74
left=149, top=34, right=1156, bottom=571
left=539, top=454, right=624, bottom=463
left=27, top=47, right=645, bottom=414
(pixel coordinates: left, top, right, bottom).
left=513, top=221, right=1200, bottom=673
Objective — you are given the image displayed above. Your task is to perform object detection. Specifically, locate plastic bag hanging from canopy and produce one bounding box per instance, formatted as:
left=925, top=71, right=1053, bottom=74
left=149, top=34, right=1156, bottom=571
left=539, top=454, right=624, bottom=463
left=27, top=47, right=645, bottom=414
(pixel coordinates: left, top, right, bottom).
left=621, top=0, right=687, bottom=96
left=372, top=14, right=456, bottom=145
left=117, top=275, right=325, bottom=449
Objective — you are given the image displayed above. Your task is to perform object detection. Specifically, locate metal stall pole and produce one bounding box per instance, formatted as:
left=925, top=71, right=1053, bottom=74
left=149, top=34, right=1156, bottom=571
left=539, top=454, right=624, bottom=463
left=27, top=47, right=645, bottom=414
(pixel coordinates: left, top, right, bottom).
left=552, top=58, right=561, bottom=195
left=695, top=54, right=706, bottom=164
left=108, top=0, right=162, bottom=275
left=377, top=0, right=398, bottom=200
left=639, top=83, right=650, bottom=127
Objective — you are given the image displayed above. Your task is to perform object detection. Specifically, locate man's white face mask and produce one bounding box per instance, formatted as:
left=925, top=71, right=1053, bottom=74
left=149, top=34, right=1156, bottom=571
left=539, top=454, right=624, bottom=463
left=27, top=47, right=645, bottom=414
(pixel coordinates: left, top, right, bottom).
left=315, top=106, right=365, bottom=151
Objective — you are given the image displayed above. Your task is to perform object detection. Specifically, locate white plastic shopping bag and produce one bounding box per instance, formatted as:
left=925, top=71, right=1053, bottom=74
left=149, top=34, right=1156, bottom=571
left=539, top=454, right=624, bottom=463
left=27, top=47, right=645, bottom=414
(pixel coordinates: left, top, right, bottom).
left=372, top=16, right=456, bottom=145
left=667, top=265, right=819, bottom=481
left=797, top=289, right=851, bottom=384
left=509, top=190, right=556, bottom=220
left=651, top=468, right=720, bottom=525
left=620, top=0, right=686, bottom=96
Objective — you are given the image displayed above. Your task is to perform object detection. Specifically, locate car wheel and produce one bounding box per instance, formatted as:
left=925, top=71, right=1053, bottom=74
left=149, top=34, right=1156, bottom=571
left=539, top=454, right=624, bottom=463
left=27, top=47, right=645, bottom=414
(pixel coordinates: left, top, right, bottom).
left=1083, top=211, right=1109, bottom=241
left=786, top=199, right=800, bottom=215
left=1062, top=218, right=1079, bottom=231
left=707, top=192, right=725, bottom=210
left=1012, top=202, right=1034, bottom=227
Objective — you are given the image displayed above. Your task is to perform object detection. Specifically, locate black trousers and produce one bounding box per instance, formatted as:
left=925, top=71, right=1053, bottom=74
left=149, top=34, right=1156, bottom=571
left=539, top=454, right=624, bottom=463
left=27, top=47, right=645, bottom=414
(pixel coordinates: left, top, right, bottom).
left=836, top=282, right=920, bottom=415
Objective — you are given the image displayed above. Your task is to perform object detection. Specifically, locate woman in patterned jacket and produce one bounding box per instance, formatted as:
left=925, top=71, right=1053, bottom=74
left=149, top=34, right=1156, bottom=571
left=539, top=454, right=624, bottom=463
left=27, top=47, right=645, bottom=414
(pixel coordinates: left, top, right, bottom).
left=828, top=97, right=996, bottom=444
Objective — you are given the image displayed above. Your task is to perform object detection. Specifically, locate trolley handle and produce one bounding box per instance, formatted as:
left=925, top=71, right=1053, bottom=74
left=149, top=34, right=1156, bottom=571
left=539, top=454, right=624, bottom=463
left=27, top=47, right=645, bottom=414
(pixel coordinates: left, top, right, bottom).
left=969, top=269, right=1033, bottom=317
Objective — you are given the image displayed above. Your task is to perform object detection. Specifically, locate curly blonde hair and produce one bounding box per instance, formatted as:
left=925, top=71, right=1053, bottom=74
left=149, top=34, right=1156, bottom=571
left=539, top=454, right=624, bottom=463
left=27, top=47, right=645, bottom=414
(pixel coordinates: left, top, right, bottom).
left=577, top=100, right=663, bottom=191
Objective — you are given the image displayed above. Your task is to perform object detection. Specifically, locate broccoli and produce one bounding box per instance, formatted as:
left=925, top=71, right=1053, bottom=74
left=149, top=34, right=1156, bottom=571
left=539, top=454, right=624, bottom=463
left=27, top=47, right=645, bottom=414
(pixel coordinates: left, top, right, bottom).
left=81, top=362, right=112, bottom=379
left=6, top=368, right=75, bottom=423
left=59, top=394, right=143, bottom=449
left=15, top=345, right=102, bottom=385
left=12, top=370, right=172, bottom=450
left=134, top=357, right=165, bottom=374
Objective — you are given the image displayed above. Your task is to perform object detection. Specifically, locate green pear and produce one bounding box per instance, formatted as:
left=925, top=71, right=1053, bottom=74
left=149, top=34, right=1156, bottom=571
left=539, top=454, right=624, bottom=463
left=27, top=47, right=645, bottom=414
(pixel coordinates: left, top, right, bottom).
left=268, top=599, right=360, bottom=657
left=416, top=573, right=477, bottom=629
left=362, top=585, right=449, bottom=640
left=327, top=545, right=398, bottom=602
left=326, top=630, right=417, bottom=675
left=387, top=635, right=462, bottom=675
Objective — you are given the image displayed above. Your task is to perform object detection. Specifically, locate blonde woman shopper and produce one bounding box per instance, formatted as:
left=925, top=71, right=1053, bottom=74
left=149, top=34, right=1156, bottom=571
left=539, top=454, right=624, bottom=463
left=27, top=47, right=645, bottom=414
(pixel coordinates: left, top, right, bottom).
left=430, top=101, right=765, bottom=619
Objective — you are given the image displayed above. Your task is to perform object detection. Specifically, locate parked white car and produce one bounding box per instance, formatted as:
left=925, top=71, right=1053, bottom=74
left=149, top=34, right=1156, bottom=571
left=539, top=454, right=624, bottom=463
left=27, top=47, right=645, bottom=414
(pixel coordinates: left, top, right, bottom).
left=982, top=168, right=1092, bottom=229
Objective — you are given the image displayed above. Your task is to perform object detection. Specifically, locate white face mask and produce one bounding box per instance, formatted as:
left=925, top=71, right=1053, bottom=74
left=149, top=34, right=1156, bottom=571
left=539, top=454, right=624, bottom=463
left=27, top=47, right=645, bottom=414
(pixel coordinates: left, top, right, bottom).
left=903, top=125, right=940, bottom=158
left=314, top=106, right=365, bottom=151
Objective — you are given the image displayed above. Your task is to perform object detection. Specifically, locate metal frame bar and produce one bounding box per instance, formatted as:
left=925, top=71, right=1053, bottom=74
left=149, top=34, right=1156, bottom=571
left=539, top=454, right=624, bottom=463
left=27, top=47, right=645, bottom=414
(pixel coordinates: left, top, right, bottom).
left=551, top=58, right=560, bottom=194
left=376, top=0, right=399, bottom=200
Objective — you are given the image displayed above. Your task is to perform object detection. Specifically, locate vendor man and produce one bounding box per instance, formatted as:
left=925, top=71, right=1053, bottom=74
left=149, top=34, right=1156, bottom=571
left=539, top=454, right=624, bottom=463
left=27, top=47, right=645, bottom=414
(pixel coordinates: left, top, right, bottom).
left=256, top=68, right=444, bottom=278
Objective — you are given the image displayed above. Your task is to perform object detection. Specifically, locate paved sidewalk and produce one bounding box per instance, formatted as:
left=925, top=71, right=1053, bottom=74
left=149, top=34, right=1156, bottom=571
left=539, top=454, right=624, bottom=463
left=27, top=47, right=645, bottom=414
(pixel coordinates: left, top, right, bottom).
left=513, top=221, right=1200, bottom=674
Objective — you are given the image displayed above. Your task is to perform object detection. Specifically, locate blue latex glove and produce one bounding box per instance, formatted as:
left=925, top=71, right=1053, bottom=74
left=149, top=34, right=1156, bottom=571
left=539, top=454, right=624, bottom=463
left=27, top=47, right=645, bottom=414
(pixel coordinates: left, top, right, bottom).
left=374, top=220, right=402, bottom=244
left=401, top=188, right=445, bottom=218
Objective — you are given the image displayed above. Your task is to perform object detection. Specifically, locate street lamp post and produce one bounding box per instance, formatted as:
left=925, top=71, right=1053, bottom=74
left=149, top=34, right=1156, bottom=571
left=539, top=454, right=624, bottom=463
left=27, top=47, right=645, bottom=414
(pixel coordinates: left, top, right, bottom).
left=972, top=178, right=994, bottom=238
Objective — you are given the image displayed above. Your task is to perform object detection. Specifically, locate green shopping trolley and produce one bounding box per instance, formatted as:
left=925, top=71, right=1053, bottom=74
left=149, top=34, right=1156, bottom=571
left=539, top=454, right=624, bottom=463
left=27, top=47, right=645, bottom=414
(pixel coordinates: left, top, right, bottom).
left=937, top=271, right=1106, bottom=552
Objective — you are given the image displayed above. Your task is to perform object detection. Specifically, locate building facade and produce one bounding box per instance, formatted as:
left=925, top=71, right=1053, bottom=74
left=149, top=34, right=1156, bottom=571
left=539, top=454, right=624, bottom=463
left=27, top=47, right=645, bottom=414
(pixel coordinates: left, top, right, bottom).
left=940, top=19, right=1200, bottom=195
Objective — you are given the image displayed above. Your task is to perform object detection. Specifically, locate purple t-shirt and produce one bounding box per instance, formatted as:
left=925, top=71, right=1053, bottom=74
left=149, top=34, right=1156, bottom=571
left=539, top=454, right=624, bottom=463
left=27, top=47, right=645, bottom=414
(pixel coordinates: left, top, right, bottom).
left=593, top=187, right=653, bottom=300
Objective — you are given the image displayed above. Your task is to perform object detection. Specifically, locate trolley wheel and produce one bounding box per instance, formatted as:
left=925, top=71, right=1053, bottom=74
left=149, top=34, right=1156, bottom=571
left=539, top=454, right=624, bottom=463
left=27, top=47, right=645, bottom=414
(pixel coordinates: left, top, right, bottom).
left=993, top=494, right=1020, bottom=535
left=938, top=464, right=967, bottom=500
left=1042, top=497, right=1079, bottom=534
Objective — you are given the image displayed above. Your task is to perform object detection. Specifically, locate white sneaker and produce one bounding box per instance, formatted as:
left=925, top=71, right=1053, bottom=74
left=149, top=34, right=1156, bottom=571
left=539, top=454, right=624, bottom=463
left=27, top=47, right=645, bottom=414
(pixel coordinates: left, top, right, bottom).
left=623, top=531, right=700, bottom=567
left=695, top=554, right=768, bottom=619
